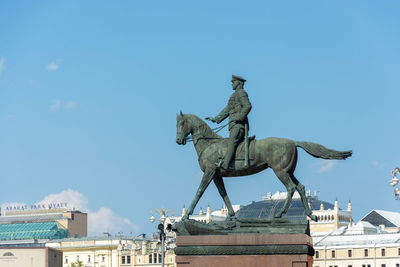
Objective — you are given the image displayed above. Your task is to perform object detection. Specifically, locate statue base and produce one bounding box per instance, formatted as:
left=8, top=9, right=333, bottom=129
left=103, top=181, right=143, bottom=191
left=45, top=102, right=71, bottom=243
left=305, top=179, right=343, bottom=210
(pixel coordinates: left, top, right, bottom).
left=173, top=219, right=314, bottom=267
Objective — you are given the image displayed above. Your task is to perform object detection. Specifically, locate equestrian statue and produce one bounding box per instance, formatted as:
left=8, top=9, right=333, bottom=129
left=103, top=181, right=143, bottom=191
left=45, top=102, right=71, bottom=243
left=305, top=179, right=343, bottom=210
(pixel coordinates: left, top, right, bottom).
left=176, top=75, right=352, bottom=222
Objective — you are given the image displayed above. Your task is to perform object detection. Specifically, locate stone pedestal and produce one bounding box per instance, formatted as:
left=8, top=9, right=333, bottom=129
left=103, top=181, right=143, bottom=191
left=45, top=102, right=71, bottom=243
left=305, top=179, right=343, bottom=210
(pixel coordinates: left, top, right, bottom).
left=175, top=233, right=314, bottom=267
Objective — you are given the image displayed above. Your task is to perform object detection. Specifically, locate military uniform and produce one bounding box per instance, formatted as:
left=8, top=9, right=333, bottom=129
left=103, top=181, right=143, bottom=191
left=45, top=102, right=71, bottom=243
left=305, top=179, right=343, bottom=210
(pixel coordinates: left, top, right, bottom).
left=214, top=75, right=252, bottom=169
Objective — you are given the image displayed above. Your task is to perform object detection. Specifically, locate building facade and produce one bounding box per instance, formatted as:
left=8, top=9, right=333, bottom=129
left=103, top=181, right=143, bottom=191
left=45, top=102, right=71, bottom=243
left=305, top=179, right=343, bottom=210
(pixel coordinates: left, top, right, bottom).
left=46, top=235, right=175, bottom=267
left=0, top=247, right=62, bottom=267
left=0, top=207, right=87, bottom=240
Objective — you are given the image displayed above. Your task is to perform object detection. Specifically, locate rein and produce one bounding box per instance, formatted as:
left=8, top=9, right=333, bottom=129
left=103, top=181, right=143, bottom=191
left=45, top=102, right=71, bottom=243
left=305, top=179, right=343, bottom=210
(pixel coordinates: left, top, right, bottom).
left=185, top=122, right=229, bottom=143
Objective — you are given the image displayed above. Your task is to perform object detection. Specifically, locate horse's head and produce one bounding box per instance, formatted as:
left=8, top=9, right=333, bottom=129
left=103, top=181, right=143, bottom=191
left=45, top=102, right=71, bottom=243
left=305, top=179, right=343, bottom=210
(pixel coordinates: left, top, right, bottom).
left=176, top=111, right=192, bottom=145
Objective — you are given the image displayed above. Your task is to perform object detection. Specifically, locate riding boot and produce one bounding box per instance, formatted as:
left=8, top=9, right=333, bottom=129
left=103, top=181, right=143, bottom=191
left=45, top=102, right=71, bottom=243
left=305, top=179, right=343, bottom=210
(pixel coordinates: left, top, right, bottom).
left=222, top=144, right=236, bottom=170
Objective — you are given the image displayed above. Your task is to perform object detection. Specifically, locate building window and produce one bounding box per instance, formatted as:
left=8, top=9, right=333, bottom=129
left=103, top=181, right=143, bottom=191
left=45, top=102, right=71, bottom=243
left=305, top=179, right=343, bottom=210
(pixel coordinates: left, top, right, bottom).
left=65, top=256, right=68, bottom=264
left=315, top=251, right=319, bottom=258
left=88, top=255, right=91, bottom=263
left=382, top=248, right=386, bottom=257
left=76, top=255, right=80, bottom=262
left=362, top=265, right=365, bottom=267
left=127, top=256, right=131, bottom=264
left=398, top=248, right=400, bottom=256
left=71, top=213, right=75, bottom=220
left=348, top=249, right=352, bottom=257
left=102, top=255, right=105, bottom=262
left=122, top=255, right=126, bottom=264
left=331, top=250, right=335, bottom=258
left=382, top=264, right=386, bottom=267
left=348, top=265, right=352, bottom=267
left=149, top=254, right=152, bottom=264
left=396, top=264, right=400, bottom=267
left=364, top=249, right=369, bottom=257
left=2, top=252, right=14, bottom=257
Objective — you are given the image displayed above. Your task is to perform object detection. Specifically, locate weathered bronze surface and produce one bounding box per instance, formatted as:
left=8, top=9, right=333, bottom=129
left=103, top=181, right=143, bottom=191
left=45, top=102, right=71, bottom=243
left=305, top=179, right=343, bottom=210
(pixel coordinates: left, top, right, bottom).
left=205, top=75, right=252, bottom=170
left=176, top=111, right=352, bottom=222
left=172, top=218, right=310, bottom=236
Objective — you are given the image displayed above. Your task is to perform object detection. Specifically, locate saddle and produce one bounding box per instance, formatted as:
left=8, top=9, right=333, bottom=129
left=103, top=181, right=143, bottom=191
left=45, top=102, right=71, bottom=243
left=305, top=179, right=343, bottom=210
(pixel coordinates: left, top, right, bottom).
left=217, top=136, right=256, bottom=164
left=235, top=135, right=256, bottom=160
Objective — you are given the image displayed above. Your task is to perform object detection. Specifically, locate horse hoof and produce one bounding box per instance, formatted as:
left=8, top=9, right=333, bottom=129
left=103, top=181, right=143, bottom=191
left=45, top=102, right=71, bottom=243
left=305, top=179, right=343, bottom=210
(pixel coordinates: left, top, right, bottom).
left=309, top=214, right=317, bottom=222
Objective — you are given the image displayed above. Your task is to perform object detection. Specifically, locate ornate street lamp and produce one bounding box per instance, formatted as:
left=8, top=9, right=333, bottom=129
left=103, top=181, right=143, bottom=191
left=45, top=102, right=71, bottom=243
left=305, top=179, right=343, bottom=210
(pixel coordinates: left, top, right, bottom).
left=389, top=168, right=400, bottom=199
left=149, top=208, right=173, bottom=267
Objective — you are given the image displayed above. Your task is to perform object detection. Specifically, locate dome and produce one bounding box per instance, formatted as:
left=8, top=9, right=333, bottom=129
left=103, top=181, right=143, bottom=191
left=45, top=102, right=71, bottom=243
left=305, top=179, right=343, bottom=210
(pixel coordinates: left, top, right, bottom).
left=236, top=192, right=335, bottom=220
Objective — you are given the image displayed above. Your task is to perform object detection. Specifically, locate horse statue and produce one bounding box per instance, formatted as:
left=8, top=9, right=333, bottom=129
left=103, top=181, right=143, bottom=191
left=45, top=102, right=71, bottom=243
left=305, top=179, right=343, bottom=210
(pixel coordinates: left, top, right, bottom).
left=176, top=112, right=352, bottom=221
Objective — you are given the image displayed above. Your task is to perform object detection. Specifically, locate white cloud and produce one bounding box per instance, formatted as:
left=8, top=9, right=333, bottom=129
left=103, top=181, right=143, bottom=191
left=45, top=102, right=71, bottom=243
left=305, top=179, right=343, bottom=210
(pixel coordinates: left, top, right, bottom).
left=64, top=101, right=77, bottom=110
left=371, top=160, right=381, bottom=168
left=1, top=189, right=138, bottom=235
left=50, top=100, right=77, bottom=112
left=3, top=114, right=16, bottom=120
left=89, top=207, right=139, bottom=235
left=46, top=62, right=59, bottom=71
left=0, top=57, right=5, bottom=74
left=37, top=189, right=88, bottom=212
left=315, top=160, right=337, bottom=174
left=50, top=100, right=62, bottom=112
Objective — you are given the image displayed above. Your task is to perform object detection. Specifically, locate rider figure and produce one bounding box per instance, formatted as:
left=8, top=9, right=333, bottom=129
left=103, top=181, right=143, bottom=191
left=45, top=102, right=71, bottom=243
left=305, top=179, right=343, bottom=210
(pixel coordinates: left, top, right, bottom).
left=206, top=75, right=252, bottom=170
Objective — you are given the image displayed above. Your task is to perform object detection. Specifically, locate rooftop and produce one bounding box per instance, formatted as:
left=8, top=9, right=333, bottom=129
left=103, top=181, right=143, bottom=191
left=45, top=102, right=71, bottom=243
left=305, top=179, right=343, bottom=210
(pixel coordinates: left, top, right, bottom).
left=0, top=221, right=68, bottom=241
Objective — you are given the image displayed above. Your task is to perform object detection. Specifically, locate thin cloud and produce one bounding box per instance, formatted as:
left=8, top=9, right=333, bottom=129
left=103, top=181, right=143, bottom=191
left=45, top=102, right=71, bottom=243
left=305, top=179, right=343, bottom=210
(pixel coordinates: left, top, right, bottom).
left=315, top=160, right=338, bottom=174
left=4, top=114, right=16, bottom=120
left=370, top=160, right=381, bottom=168
left=0, top=57, right=5, bottom=74
left=45, top=61, right=59, bottom=71
left=35, top=189, right=138, bottom=235
left=50, top=100, right=62, bottom=112
left=50, top=100, right=77, bottom=112
left=64, top=101, right=77, bottom=110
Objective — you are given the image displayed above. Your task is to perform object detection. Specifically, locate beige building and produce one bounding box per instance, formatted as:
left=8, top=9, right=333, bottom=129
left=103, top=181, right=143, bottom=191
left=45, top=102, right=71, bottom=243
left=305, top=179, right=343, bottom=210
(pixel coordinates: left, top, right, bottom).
left=0, top=247, right=62, bottom=267
left=165, top=204, right=241, bottom=226
left=313, top=226, right=400, bottom=267
left=312, top=209, right=400, bottom=267
left=310, top=199, right=353, bottom=234
left=46, top=235, right=175, bottom=267
left=1, top=208, right=87, bottom=238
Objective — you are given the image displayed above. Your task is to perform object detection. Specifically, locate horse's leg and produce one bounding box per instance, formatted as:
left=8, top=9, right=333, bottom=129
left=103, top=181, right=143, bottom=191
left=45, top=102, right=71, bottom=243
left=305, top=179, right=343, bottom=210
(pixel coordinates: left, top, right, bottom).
left=213, top=176, right=235, bottom=218
left=273, top=171, right=296, bottom=218
left=290, top=174, right=317, bottom=221
left=182, top=169, right=215, bottom=220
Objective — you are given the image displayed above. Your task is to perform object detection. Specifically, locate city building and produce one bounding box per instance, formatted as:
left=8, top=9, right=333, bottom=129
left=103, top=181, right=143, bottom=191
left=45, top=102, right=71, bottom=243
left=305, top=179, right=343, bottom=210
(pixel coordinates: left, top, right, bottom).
left=313, top=223, right=400, bottom=267
left=361, top=210, right=400, bottom=233
left=0, top=247, right=62, bottom=267
left=0, top=205, right=87, bottom=242
left=165, top=204, right=241, bottom=226
left=236, top=190, right=352, bottom=233
left=46, top=234, right=175, bottom=267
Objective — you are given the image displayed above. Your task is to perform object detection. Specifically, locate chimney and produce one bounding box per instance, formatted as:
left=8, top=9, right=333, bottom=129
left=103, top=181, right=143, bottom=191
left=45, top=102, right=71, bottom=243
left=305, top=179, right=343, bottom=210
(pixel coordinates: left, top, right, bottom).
left=347, top=200, right=352, bottom=212
left=182, top=206, right=186, bottom=216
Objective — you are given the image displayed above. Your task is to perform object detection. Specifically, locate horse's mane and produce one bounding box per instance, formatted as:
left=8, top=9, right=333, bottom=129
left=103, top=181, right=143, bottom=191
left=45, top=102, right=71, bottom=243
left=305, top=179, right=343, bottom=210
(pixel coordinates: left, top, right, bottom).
left=185, top=114, right=222, bottom=140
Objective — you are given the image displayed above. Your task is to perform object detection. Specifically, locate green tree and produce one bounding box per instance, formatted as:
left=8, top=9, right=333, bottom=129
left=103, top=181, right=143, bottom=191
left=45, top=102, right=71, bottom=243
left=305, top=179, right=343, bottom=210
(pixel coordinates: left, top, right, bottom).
left=70, top=260, right=83, bottom=267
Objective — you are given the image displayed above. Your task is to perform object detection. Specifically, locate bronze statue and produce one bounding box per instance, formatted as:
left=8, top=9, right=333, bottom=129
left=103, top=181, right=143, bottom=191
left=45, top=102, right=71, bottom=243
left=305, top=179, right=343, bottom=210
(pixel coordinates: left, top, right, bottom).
left=206, top=75, right=252, bottom=170
left=176, top=112, right=352, bottom=222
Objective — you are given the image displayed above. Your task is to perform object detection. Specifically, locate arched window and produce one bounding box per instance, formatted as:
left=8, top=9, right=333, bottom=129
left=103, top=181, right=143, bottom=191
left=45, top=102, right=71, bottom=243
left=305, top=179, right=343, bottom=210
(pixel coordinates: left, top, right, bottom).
left=149, top=254, right=153, bottom=264
left=3, top=252, right=14, bottom=257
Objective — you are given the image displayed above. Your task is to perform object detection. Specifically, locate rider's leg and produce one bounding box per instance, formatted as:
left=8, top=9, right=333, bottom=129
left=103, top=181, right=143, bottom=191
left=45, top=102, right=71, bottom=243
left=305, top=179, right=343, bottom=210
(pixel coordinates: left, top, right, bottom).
left=221, top=126, right=244, bottom=169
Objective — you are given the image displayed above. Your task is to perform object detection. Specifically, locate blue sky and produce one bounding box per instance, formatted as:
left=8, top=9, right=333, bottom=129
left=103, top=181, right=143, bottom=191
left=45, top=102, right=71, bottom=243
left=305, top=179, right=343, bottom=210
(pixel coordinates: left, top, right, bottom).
left=1, top=1, right=399, bottom=235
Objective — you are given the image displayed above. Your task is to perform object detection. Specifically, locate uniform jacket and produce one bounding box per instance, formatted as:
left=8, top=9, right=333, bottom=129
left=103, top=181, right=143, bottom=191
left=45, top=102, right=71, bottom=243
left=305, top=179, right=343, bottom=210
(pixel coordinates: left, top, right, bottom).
left=214, top=88, right=252, bottom=130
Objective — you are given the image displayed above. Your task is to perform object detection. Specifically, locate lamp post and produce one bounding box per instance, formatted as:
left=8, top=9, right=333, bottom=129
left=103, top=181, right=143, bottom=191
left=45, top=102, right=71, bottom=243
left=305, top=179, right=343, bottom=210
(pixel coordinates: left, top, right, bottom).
left=150, top=208, right=173, bottom=267
left=389, top=168, right=400, bottom=199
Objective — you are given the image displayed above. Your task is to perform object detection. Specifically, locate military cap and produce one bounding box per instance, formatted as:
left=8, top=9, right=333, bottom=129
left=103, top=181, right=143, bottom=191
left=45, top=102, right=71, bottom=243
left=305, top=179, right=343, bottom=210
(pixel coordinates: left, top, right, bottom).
left=232, top=75, right=246, bottom=82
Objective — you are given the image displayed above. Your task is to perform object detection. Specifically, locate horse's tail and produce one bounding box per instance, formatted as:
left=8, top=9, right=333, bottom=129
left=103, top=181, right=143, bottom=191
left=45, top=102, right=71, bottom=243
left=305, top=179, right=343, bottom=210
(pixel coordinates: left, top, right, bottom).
left=295, top=141, right=352, bottom=160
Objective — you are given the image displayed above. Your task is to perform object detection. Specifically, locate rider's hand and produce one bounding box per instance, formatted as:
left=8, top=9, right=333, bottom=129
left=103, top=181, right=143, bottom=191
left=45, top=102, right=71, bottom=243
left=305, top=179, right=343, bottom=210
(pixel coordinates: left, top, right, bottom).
left=205, top=117, right=216, bottom=123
